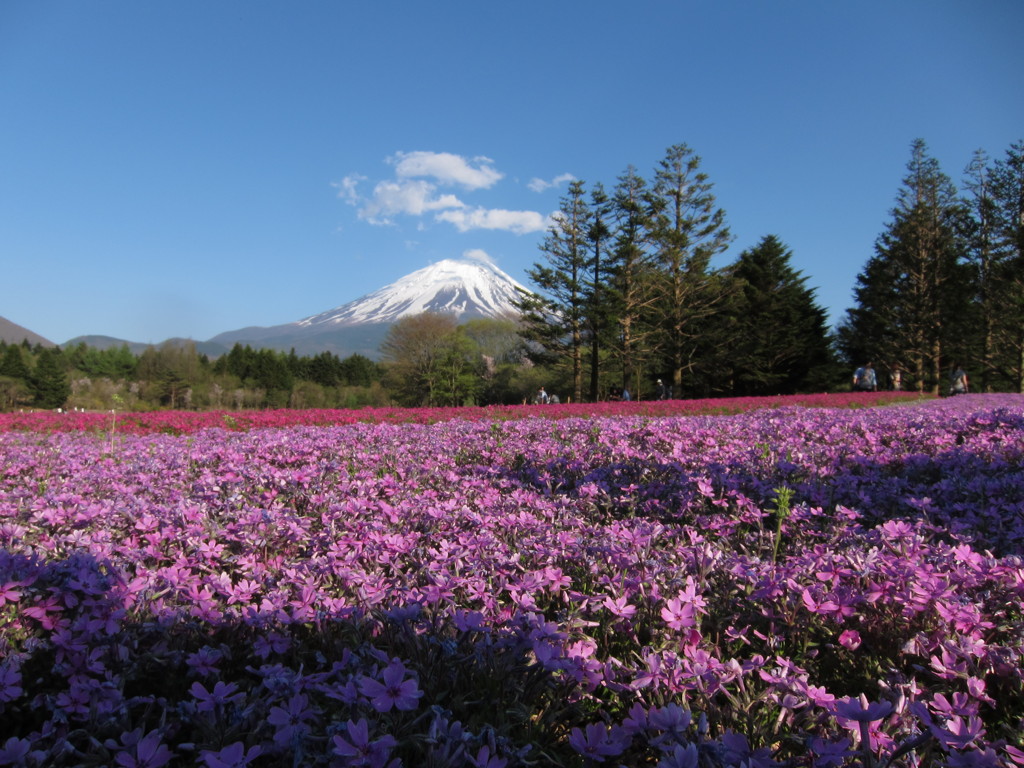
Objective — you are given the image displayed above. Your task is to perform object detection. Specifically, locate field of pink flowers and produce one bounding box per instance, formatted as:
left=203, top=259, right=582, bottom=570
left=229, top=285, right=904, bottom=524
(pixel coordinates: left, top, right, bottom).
left=0, top=391, right=923, bottom=436
left=1, top=393, right=1022, bottom=767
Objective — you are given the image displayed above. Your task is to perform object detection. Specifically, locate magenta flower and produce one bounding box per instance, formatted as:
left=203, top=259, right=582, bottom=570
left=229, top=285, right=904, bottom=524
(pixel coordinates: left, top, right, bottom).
left=0, top=581, right=24, bottom=607
left=358, top=659, right=423, bottom=713
left=660, top=598, right=696, bottom=630
left=838, top=629, right=861, bottom=650
left=603, top=594, right=636, bottom=620
left=934, top=715, right=986, bottom=750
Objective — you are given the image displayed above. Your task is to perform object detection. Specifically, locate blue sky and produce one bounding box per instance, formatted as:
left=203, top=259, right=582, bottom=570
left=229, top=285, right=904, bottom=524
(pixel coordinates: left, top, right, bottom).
left=2, top=1, right=1022, bottom=345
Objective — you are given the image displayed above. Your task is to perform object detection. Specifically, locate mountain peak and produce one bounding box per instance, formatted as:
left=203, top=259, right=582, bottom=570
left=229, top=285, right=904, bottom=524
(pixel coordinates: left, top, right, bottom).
left=296, top=258, right=527, bottom=328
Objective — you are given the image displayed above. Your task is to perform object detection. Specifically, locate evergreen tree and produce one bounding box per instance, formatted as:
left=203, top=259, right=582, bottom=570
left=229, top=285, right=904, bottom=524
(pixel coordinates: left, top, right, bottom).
left=986, top=140, right=1024, bottom=391
left=339, top=353, right=381, bottom=387
left=0, top=344, right=33, bottom=410
left=726, top=235, right=835, bottom=395
left=607, top=166, right=657, bottom=398
left=647, top=144, right=732, bottom=395
left=839, top=139, right=967, bottom=394
left=31, top=347, right=71, bottom=409
left=585, top=183, right=614, bottom=402
left=0, top=343, right=31, bottom=381
left=516, top=179, right=593, bottom=402
left=961, top=149, right=1000, bottom=390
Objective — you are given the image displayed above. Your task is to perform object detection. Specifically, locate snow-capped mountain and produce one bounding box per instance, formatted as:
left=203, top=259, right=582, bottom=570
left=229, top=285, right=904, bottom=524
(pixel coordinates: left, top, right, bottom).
left=206, top=258, right=527, bottom=357
left=297, top=258, right=526, bottom=328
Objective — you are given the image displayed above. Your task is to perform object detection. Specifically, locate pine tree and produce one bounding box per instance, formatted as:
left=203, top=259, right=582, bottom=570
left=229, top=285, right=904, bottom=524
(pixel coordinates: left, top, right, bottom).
left=961, top=149, right=1000, bottom=390
left=31, top=347, right=71, bottom=409
left=585, top=183, right=613, bottom=402
left=607, top=166, right=657, bottom=398
left=726, top=235, right=835, bottom=395
left=0, top=343, right=31, bottom=381
left=839, top=139, right=967, bottom=394
left=986, top=141, right=1024, bottom=391
left=647, top=144, right=732, bottom=395
left=516, top=180, right=593, bottom=403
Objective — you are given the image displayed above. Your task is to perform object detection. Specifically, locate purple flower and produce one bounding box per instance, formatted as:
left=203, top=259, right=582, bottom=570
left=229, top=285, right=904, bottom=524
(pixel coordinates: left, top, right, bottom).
left=112, top=729, right=173, bottom=768
left=808, top=737, right=853, bottom=768
left=0, top=737, right=32, bottom=764
left=657, top=743, right=699, bottom=768
left=332, top=718, right=398, bottom=767
left=469, top=745, right=508, bottom=768
left=833, top=695, right=894, bottom=723
left=358, top=659, right=423, bottom=713
left=0, top=663, right=23, bottom=703
left=568, top=722, right=630, bottom=762
left=660, top=598, right=696, bottom=630
left=190, top=680, right=244, bottom=712
left=267, top=692, right=316, bottom=746
left=199, top=742, right=263, bottom=768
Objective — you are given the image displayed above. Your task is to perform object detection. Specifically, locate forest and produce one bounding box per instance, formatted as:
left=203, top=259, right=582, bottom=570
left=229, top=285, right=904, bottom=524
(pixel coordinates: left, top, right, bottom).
left=1, top=138, right=1021, bottom=413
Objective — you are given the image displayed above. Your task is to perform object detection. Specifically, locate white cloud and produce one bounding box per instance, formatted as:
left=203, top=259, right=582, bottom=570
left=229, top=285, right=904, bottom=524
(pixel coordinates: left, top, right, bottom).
left=390, top=151, right=503, bottom=190
left=334, top=173, right=365, bottom=204
left=437, top=207, right=551, bottom=235
left=463, top=248, right=496, bottom=265
left=527, top=172, right=575, bottom=193
left=358, top=179, right=465, bottom=224
left=340, top=151, right=551, bottom=234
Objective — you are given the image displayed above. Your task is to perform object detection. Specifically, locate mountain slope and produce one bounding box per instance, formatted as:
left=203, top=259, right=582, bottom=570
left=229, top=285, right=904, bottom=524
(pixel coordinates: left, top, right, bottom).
left=297, top=258, right=526, bottom=328
left=0, top=315, right=55, bottom=347
left=209, top=258, right=526, bottom=356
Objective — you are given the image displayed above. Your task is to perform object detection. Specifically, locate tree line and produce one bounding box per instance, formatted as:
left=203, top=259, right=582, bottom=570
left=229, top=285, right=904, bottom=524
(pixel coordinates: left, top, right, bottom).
left=838, top=139, right=1024, bottom=394
left=0, top=340, right=391, bottom=412
left=512, top=139, right=1023, bottom=401
left=513, top=143, right=842, bottom=403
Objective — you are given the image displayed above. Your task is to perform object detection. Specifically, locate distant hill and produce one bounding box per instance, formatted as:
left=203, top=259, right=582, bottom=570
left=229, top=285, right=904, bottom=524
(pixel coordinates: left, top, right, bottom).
left=63, top=335, right=229, bottom=358
left=0, top=315, right=55, bottom=347
left=46, top=258, right=528, bottom=360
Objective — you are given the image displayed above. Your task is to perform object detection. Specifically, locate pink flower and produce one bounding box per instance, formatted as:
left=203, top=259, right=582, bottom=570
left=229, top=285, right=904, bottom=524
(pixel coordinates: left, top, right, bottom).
left=838, top=629, right=861, bottom=650
left=661, top=598, right=696, bottom=630
left=603, top=594, right=636, bottom=619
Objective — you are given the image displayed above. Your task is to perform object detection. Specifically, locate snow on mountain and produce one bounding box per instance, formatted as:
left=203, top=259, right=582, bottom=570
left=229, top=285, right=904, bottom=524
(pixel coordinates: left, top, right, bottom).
left=297, top=258, right=527, bottom=328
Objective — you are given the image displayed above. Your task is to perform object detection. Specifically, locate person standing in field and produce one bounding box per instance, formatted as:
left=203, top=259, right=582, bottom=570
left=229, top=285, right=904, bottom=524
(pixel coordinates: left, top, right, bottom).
left=852, top=362, right=877, bottom=391
left=949, top=364, right=969, bottom=396
left=891, top=366, right=902, bottom=391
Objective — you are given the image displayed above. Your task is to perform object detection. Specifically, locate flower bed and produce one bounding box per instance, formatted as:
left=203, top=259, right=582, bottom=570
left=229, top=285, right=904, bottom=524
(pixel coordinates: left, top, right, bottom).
left=0, top=391, right=924, bottom=435
left=0, top=394, right=1022, bottom=766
